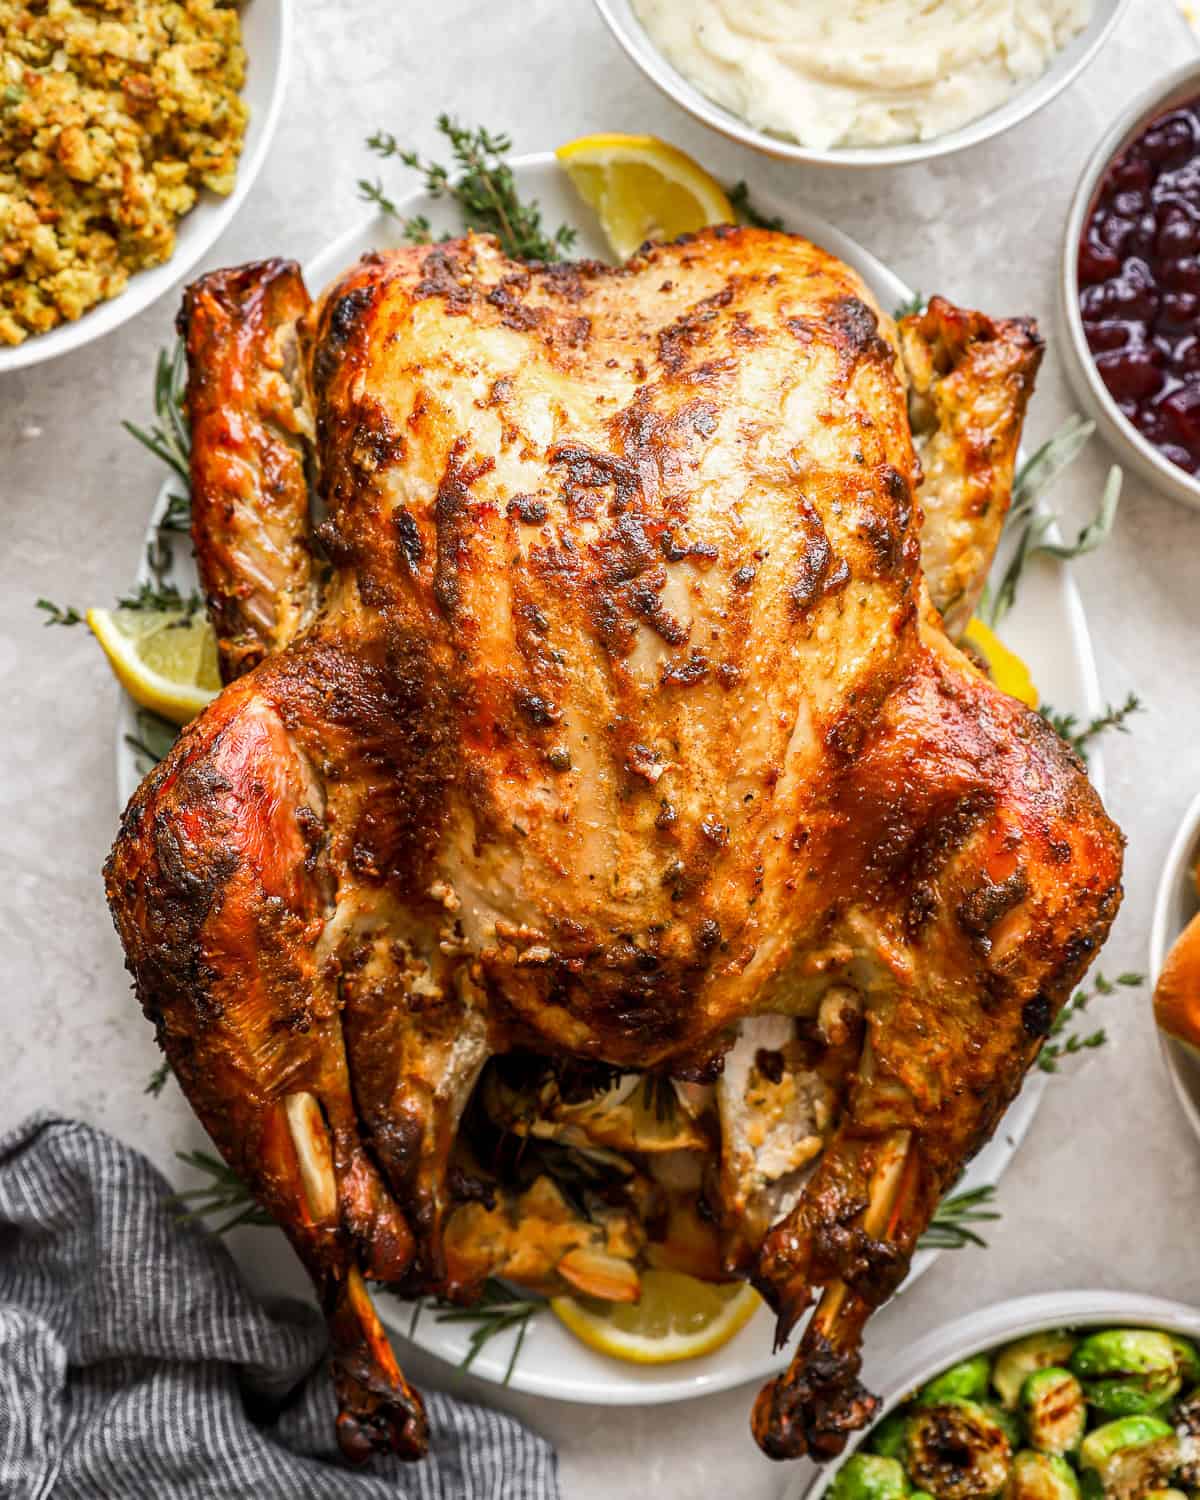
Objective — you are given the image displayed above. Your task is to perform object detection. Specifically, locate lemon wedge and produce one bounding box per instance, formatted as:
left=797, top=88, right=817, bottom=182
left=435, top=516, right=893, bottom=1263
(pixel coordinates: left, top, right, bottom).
left=550, top=1269, right=760, bottom=1364
left=962, top=617, right=1039, bottom=709
left=556, top=133, right=734, bottom=261
left=88, top=603, right=220, bottom=726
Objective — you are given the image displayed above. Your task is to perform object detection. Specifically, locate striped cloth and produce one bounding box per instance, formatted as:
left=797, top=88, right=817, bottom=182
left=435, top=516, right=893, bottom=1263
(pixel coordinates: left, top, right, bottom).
left=0, top=1114, right=559, bottom=1500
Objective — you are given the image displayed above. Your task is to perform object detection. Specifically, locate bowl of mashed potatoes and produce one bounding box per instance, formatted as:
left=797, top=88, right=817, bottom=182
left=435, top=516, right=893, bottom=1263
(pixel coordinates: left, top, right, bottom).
left=0, top=0, right=290, bottom=375
left=595, top=0, right=1130, bottom=167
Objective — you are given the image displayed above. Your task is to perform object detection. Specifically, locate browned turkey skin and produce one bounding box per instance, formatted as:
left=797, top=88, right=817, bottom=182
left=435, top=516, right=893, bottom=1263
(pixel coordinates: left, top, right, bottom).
left=104, top=228, right=1124, bottom=1465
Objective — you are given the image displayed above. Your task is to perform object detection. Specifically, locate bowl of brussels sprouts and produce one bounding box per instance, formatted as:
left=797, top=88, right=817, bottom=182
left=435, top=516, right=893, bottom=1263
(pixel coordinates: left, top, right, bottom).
left=788, top=1292, right=1200, bottom=1500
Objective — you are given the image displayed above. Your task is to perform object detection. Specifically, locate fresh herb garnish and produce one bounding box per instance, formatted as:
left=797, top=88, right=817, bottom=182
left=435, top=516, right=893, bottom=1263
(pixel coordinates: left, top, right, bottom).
left=123, top=343, right=191, bottom=485
left=728, top=180, right=784, bottom=232
left=145, top=1059, right=172, bottom=1097
left=983, top=417, right=1122, bottom=627
left=36, top=598, right=82, bottom=627
left=1039, top=692, right=1142, bottom=762
left=125, top=709, right=179, bottom=769
left=1036, top=971, right=1143, bottom=1074
left=171, top=1149, right=274, bottom=1234
left=425, top=1279, right=542, bottom=1383
left=116, top=580, right=202, bottom=615
left=917, top=1184, right=1001, bottom=1251
left=362, top=116, right=577, bottom=262
left=894, top=290, right=925, bottom=320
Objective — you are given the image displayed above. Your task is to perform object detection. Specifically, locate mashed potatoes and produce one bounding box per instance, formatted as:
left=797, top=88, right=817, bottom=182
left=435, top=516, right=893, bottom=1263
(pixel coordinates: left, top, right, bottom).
left=631, top=0, right=1093, bottom=151
left=0, top=0, right=248, bottom=346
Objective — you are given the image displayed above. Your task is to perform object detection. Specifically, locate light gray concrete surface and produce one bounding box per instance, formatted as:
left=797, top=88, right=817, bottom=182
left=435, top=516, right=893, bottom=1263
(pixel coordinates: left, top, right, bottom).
left=2, top=2, right=1199, bottom=1495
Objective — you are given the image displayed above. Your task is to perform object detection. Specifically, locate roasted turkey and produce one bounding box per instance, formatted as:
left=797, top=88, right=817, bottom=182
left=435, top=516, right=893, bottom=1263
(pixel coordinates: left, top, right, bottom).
left=105, top=226, right=1124, bottom=1465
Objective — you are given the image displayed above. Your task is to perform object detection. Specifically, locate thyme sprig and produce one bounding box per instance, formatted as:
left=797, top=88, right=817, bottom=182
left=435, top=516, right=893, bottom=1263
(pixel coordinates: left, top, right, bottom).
left=917, top=1185, right=1001, bottom=1251
left=36, top=598, right=82, bottom=626
left=1040, top=692, right=1142, bottom=762
left=362, top=117, right=577, bottom=262
left=171, top=1150, right=274, bottom=1234
left=983, top=417, right=1122, bottom=627
left=116, top=579, right=203, bottom=615
left=1036, top=971, right=1144, bottom=1074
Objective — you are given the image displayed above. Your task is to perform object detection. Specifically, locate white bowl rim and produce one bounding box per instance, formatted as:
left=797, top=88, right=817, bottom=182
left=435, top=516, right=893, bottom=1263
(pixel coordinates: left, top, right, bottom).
left=792, top=1289, right=1200, bottom=1500
left=1060, top=58, right=1200, bottom=510
left=593, top=0, right=1132, bottom=169
left=0, top=0, right=293, bottom=377
left=1149, top=788, right=1200, bottom=1143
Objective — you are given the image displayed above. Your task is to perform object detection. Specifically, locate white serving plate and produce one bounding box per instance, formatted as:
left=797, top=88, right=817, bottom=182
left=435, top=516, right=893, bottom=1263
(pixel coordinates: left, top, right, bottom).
left=119, top=159, right=1111, bottom=1407
left=1149, top=790, right=1200, bottom=1143
left=594, top=0, right=1130, bottom=169
left=786, top=1290, right=1200, bottom=1500
left=0, top=0, right=291, bottom=377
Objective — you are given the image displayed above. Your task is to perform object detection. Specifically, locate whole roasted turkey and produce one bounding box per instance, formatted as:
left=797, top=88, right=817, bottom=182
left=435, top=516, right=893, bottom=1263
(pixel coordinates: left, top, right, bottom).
left=105, top=226, right=1124, bottom=1465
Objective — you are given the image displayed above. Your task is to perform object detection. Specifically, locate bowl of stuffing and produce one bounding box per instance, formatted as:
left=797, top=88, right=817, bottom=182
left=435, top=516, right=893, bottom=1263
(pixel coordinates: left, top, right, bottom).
left=594, top=0, right=1130, bottom=169
left=0, top=0, right=290, bottom=374
left=784, top=1291, right=1200, bottom=1500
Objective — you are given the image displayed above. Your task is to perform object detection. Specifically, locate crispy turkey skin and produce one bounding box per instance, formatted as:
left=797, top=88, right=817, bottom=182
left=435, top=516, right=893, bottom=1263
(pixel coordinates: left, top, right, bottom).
left=105, top=227, right=1123, bottom=1464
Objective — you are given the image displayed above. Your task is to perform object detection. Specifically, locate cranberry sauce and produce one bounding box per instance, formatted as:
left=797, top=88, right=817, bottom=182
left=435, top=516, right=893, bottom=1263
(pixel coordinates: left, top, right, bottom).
left=1078, top=98, right=1200, bottom=476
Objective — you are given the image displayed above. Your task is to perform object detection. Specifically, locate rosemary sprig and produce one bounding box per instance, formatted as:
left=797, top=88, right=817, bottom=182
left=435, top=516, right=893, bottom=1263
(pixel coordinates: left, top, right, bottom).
left=122, top=343, right=191, bottom=485
left=983, top=417, right=1122, bottom=627
left=1040, top=692, right=1142, bottom=762
left=36, top=598, right=82, bottom=626
left=917, top=1185, right=1001, bottom=1250
left=171, top=1150, right=274, bottom=1234
left=1036, top=971, right=1144, bottom=1073
left=125, top=708, right=180, bottom=769
left=363, top=117, right=577, bottom=263
left=728, top=180, right=784, bottom=232
left=428, top=1279, right=541, bottom=1383
left=144, top=1059, right=172, bottom=1097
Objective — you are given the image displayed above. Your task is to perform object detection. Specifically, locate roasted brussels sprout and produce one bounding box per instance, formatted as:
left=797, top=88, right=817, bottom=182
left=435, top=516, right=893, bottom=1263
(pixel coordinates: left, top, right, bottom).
left=1072, top=1330, right=1183, bottom=1417
left=1020, top=1367, right=1086, bottom=1457
left=905, top=1400, right=1012, bottom=1499
left=1169, top=1337, right=1200, bottom=1387
left=985, top=1403, right=1022, bottom=1451
left=830, top=1453, right=911, bottom=1500
left=1007, top=1450, right=1081, bottom=1500
left=1078, top=1415, right=1179, bottom=1500
left=1172, top=1386, right=1200, bottom=1487
left=870, top=1409, right=913, bottom=1461
left=918, top=1356, right=993, bottom=1407
left=994, top=1332, right=1078, bottom=1410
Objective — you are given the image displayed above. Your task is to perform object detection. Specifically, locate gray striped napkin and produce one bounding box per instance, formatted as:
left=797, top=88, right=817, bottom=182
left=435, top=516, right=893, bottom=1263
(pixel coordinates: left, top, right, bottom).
left=0, top=1114, right=559, bottom=1500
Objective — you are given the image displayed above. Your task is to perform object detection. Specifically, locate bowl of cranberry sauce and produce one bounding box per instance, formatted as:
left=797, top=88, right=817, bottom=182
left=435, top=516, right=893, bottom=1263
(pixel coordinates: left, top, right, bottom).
left=1063, top=61, right=1200, bottom=509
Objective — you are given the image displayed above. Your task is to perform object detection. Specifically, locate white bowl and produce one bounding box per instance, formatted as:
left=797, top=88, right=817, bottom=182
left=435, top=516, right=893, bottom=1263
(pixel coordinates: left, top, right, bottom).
left=1060, top=61, right=1200, bottom=512
left=786, top=1290, right=1200, bottom=1500
left=1149, top=791, right=1200, bottom=1143
left=594, top=0, right=1130, bottom=169
left=0, top=0, right=291, bottom=377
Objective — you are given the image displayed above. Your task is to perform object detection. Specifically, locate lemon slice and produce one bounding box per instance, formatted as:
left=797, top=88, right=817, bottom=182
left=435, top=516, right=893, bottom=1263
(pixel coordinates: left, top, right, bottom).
left=556, top=133, right=734, bottom=261
left=962, top=617, right=1038, bottom=708
left=550, top=1269, right=760, bottom=1364
left=88, top=603, right=220, bottom=726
